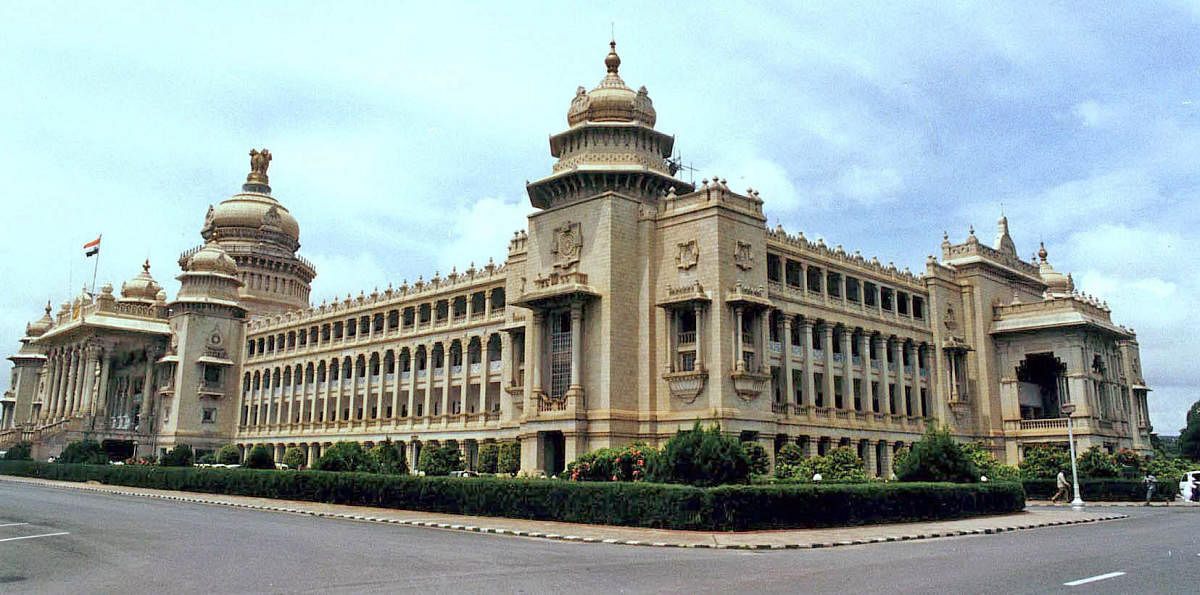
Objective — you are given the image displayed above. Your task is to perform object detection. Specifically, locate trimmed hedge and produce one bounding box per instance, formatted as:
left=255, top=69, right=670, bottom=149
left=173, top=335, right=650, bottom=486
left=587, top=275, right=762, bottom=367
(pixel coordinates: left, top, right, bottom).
left=1023, top=479, right=1179, bottom=502
left=0, top=461, right=1023, bottom=531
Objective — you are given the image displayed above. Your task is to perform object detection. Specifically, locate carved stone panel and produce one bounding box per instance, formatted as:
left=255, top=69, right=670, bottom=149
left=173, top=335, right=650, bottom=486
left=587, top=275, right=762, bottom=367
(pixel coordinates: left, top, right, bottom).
left=552, top=221, right=582, bottom=271
left=676, top=240, right=698, bottom=270
left=734, top=241, right=754, bottom=271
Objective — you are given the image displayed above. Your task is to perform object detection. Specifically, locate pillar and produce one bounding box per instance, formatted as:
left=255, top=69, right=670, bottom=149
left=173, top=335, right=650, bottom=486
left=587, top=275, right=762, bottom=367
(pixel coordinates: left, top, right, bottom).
left=43, top=350, right=62, bottom=421
left=529, top=312, right=544, bottom=397
left=858, top=333, right=872, bottom=413
left=733, top=306, right=745, bottom=371
left=821, top=324, right=835, bottom=407
left=840, top=328, right=853, bottom=409
left=907, top=343, right=920, bottom=417
left=801, top=319, right=815, bottom=408
left=863, top=440, right=877, bottom=478
left=693, top=303, right=705, bottom=370
left=569, top=302, right=582, bottom=390
left=877, top=336, right=891, bottom=414
left=142, top=347, right=158, bottom=432
left=440, top=342, right=451, bottom=417
left=61, top=348, right=78, bottom=419
left=893, top=340, right=906, bottom=416
left=781, top=315, right=793, bottom=404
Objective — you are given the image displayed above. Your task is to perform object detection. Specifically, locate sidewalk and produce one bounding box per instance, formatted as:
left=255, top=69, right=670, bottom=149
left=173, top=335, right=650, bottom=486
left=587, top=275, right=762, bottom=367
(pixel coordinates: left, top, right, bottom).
left=1, top=475, right=1128, bottom=550
left=1028, top=499, right=1199, bottom=507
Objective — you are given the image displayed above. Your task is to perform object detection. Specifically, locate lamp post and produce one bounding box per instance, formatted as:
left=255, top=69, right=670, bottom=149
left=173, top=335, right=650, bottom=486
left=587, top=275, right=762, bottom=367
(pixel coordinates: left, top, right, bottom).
left=1061, top=402, right=1084, bottom=508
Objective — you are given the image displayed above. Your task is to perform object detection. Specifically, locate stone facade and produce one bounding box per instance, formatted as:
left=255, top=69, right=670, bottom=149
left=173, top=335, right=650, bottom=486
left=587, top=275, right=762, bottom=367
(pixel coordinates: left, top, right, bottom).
left=2, top=43, right=1153, bottom=472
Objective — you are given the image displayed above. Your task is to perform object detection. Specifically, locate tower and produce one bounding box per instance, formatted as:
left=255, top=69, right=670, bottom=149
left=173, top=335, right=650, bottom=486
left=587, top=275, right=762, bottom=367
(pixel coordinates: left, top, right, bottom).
left=197, top=149, right=316, bottom=318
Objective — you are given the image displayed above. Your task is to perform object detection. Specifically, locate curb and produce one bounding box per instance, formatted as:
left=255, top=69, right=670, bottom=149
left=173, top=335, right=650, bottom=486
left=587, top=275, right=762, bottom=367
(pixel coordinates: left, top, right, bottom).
left=5, top=477, right=1128, bottom=550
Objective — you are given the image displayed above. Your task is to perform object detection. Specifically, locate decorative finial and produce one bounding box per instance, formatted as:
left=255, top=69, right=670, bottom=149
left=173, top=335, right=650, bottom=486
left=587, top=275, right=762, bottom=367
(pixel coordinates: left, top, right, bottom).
left=142, top=259, right=151, bottom=273
left=1037, top=241, right=1048, bottom=263
left=605, top=40, right=620, bottom=74
left=45, top=300, right=51, bottom=315
left=247, top=148, right=272, bottom=183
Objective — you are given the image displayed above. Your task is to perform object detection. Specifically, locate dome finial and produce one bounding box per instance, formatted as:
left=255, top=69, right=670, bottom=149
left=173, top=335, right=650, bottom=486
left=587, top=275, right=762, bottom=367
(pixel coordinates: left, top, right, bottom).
left=143, top=259, right=151, bottom=273
left=605, top=40, right=620, bottom=74
left=243, top=148, right=273, bottom=193
left=1037, top=241, right=1048, bottom=263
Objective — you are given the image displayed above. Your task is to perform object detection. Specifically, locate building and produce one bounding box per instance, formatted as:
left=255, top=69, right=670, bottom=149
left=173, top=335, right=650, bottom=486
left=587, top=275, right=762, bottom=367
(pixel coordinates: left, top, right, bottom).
left=1, top=43, right=1154, bottom=473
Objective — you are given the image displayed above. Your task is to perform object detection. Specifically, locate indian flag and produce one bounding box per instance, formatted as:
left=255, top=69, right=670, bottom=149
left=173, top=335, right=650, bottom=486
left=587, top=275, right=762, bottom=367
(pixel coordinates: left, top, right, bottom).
left=83, top=236, right=101, bottom=257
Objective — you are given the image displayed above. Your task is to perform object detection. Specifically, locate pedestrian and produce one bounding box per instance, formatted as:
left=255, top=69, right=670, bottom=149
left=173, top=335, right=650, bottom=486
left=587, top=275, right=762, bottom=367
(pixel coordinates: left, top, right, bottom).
left=1143, top=473, right=1156, bottom=506
left=1051, top=469, right=1070, bottom=503
left=1190, top=476, right=1199, bottom=503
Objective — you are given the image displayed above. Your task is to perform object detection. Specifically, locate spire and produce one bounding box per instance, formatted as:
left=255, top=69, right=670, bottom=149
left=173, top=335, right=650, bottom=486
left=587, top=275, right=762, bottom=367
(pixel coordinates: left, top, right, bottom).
left=994, top=214, right=1016, bottom=256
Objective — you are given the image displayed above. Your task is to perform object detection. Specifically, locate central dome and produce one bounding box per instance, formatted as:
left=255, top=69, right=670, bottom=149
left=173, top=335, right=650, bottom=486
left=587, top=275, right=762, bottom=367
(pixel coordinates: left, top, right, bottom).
left=205, top=192, right=301, bottom=242
left=566, top=42, right=656, bottom=127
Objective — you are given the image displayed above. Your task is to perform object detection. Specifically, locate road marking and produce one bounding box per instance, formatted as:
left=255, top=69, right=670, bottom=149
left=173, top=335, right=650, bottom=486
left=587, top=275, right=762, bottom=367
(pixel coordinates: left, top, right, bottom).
left=0, top=523, right=31, bottom=527
left=1064, top=571, right=1126, bottom=586
left=0, top=531, right=70, bottom=543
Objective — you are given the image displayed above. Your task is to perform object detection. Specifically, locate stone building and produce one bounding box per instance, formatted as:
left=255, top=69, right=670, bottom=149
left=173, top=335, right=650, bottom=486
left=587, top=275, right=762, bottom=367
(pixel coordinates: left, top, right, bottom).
left=1, top=43, right=1153, bottom=473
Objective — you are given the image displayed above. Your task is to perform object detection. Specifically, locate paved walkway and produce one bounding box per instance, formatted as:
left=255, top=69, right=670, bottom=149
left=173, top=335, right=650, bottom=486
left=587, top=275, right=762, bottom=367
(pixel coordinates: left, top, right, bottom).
left=1, top=475, right=1128, bottom=550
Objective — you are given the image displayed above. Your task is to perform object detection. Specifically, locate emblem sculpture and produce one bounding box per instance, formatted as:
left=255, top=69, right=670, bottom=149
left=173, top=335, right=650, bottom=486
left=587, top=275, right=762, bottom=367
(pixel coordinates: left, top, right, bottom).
left=247, top=148, right=272, bottom=184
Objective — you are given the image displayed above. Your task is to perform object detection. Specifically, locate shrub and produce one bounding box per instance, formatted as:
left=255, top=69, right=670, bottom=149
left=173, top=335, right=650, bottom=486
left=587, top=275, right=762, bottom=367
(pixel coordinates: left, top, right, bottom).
left=197, top=453, right=216, bottom=465
left=895, top=425, right=979, bottom=483
left=497, top=441, right=520, bottom=476
left=1019, top=444, right=1070, bottom=479
left=567, top=443, right=657, bottom=482
left=315, top=442, right=368, bottom=472
left=282, top=447, right=307, bottom=470
left=1023, top=478, right=1179, bottom=502
left=1143, top=453, right=1191, bottom=485
left=777, top=444, right=804, bottom=467
left=989, top=464, right=1022, bottom=482
left=477, top=443, right=499, bottom=474
left=159, top=444, right=194, bottom=467
left=653, top=422, right=749, bottom=487
left=778, top=447, right=866, bottom=482
left=1113, top=448, right=1143, bottom=472
left=216, top=444, right=242, bottom=465
left=959, top=441, right=1016, bottom=482
left=1075, top=446, right=1119, bottom=478
left=3, top=441, right=33, bottom=461
left=243, top=445, right=276, bottom=470
left=742, top=441, right=770, bottom=476
left=418, top=444, right=463, bottom=476
left=57, top=440, right=108, bottom=465
left=367, top=440, right=407, bottom=475
left=0, top=460, right=1025, bottom=531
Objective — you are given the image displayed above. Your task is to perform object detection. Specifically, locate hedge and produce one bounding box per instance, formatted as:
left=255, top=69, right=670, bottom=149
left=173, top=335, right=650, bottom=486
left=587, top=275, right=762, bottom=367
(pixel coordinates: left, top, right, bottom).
left=0, top=461, right=1023, bottom=531
left=1023, top=479, right=1179, bottom=502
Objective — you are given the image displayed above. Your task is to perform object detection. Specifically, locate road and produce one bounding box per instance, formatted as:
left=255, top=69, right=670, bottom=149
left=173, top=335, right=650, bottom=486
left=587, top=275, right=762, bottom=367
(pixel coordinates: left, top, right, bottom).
left=0, top=481, right=1197, bottom=594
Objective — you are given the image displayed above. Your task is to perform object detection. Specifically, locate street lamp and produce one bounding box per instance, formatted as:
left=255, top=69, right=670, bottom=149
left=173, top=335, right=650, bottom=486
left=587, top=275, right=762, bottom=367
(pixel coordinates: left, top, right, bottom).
left=1061, top=402, right=1084, bottom=508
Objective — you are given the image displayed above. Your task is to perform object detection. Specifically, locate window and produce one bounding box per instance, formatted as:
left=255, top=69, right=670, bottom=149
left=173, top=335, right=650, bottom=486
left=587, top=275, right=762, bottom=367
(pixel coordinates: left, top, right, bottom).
left=550, top=311, right=572, bottom=399
left=202, top=407, right=216, bottom=424
left=203, top=365, right=221, bottom=387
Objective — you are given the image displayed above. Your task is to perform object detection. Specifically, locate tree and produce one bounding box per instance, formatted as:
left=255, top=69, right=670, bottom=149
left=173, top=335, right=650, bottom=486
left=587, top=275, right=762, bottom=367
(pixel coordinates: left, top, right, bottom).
left=57, top=440, right=108, bottom=464
left=895, top=425, right=980, bottom=483
left=417, top=444, right=463, bottom=476
left=315, top=442, right=369, bottom=472
left=1178, top=399, right=1200, bottom=461
left=741, top=441, right=770, bottom=476
left=160, top=444, right=195, bottom=467
left=367, top=440, right=408, bottom=475
left=243, top=445, right=276, bottom=470
left=497, top=441, right=520, bottom=475
left=2, top=441, right=32, bottom=460
left=477, top=442, right=500, bottom=474
left=282, top=447, right=307, bottom=470
left=777, top=447, right=866, bottom=482
left=1075, top=446, right=1119, bottom=478
left=652, top=422, right=750, bottom=487
left=216, top=444, right=242, bottom=465
left=1019, top=444, right=1070, bottom=479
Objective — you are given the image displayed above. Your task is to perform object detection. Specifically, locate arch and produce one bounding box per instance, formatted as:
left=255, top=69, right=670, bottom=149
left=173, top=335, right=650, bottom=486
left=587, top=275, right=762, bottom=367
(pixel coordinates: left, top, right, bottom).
left=467, top=336, right=483, bottom=364
left=487, top=333, right=502, bottom=361
left=384, top=350, right=395, bottom=374
left=243, top=372, right=252, bottom=391
left=373, top=312, right=385, bottom=333
left=399, top=347, right=412, bottom=372
left=317, top=360, right=327, bottom=382
left=252, top=370, right=261, bottom=390
left=387, top=309, right=400, bottom=331
left=489, top=287, right=505, bottom=310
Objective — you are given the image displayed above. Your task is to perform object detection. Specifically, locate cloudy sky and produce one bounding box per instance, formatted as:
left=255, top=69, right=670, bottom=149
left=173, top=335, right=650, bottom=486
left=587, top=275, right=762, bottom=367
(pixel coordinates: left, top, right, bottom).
left=2, top=2, right=1197, bottom=433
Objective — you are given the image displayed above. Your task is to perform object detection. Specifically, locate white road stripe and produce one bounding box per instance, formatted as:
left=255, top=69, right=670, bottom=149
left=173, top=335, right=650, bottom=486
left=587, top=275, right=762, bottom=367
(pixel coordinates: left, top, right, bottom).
left=0, top=523, right=31, bottom=527
left=1064, top=571, right=1126, bottom=586
left=0, top=531, right=70, bottom=543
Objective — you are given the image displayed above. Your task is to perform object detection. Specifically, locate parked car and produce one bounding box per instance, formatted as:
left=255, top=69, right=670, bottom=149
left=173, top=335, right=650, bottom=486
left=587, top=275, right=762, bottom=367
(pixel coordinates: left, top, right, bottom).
left=1180, top=470, right=1200, bottom=502
left=449, top=470, right=478, bottom=478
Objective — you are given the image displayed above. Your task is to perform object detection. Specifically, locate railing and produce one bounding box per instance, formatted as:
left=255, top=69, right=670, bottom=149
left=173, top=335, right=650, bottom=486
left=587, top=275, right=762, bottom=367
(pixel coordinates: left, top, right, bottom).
left=741, top=332, right=754, bottom=345
left=489, top=360, right=502, bottom=372
left=470, top=363, right=481, bottom=375
left=433, top=368, right=444, bottom=378
left=791, top=345, right=803, bottom=357
left=771, top=402, right=788, bottom=414
left=769, top=341, right=783, bottom=354
left=813, top=349, right=824, bottom=360
left=401, top=371, right=411, bottom=380
left=451, top=365, right=463, bottom=376
left=1020, top=418, right=1069, bottom=431
left=832, top=352, right=844, bottom=363
left=678, top=331, right=697, bottom=345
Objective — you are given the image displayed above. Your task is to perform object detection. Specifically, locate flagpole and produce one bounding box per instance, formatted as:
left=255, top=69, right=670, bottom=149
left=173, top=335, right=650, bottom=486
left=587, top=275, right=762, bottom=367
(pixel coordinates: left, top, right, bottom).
left=90, top=234, right=102, bottom=295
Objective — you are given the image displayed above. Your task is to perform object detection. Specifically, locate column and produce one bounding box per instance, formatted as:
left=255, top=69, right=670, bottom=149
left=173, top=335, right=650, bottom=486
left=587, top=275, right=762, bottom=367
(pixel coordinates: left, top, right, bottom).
left=863, top=440, right=877, bottom=477
left=664, top=309, right=676, bottom=374
left=891, top=339, right=904, bottom=416
left=95, top=352, right=112, bottom=420
left=43, top=350, right=62, bottom=421
left=142, top=347, right=158, bottom=431
left=821, top=324, right=835, bottom=407
left=423, top=344, right=435, bottom=417
left=875, top=336, right=890, bottom=414
left=391, top=357, right=402, bottom=420
left=81, top=345, right=100, bottom=414
left=733, top=306, right=745, bottom=371
left=460, top=335, right=471, bottom=414
left=840, top=328, right=853, bottom=409
left=568, top=302, right=582, bottom=390
left=693, top=303, right=705, bottom=370
left=781, top=315, right=794, bottom=404
left=529, top=312, right=544, bottom=396
left=61, top=348, right=78, bottom=419
left=439, top=342, right=450, bottom=417
left=479, top=343, right=490, bottom=416
left=907, top=343, right=920, bottom=417
left=858, top=333, right=872, bottom=413
left=801, top=319, right=815, bottom=408
left=879, top=444, right=893, bottom=480
left=333, top=359, right=344, bottom=422
left=406, top=349, right=418, bottom=417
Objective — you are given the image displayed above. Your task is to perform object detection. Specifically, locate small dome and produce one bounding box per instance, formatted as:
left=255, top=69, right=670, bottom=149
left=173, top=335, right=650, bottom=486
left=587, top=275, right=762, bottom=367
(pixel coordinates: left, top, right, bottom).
left=120, top=260, right=163, bottom=303
left=1037, top=243, right=1071, bottom=295
left=566, top=41, right=656, bottom=127
left=186, top=243, right=239, bottom=277
left=25, top=302, right=53, bottom=337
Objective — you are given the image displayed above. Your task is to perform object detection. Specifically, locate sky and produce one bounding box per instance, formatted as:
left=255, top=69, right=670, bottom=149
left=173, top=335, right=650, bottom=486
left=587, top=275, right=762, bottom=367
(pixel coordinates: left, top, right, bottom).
left=1, top=2, right=1197, bottom=434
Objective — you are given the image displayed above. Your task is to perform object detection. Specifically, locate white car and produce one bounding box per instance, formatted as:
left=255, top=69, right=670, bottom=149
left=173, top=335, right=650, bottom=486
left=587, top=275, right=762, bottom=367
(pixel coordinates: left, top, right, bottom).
left=1179, top=470, right=1200, bottom=502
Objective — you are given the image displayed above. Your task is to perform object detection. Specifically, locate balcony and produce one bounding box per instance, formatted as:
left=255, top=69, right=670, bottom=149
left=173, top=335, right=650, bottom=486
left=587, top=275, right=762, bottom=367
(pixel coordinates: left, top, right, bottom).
left=1019, top=418, right=1069, bottom=431
left=769, top=341, right=783, bottom=354
left=677, top=330, right=697, bottom=345
left=663, top=369, right=708, bottom=404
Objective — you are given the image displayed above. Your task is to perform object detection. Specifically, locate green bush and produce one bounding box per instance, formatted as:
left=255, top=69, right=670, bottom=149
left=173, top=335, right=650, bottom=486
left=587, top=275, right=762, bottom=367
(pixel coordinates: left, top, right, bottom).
left=0, top=460, right=1025, bottom=531
left=1075, top=446, right=1119, bottom=478
left=244, top=445, right=275, bottom=470
left=497, top=441, right=520, bottom=476
left=742, top=441, right=770, bottom=476
left=895, top=425, right=979, bottom=483
left=197, top=453, right=216, bottom=465
left=216, top=444, right=242, bottom=465
left=776, top=444, right=804, bottom=468
left=282, top=447, right=307, bottom=470
left=57, top=440, right=108, bottom=465
left=160, top=444, right=194, bottom=467
left=653, top=422, right=749, bottom=487
left=1143, top=454, right=1191, bottom=485
left=477, top=443, right=499, bottom=474
left=315, top=442, right=369, bottom=472
left=1113, top=448, right=1143, bottom=472
left=367, top=440, right=407, bottom=475
left=777, top=446, right=866, bottom=482
left=567, top=443, right=657, bottom=482
left=3, top=441, right=33, bottom=461
left=417, top=444, right=462, bottom=476
left=1023, top=478, right=1179, bottom=501
left=988, top=464, right=1022, bottom=482
left=1019, top=444, right=1070, bottom=479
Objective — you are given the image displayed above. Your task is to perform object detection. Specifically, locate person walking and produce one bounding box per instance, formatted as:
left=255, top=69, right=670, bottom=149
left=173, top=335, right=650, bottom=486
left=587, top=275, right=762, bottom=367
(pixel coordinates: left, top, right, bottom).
left=1051, top=469, right=1070, bottom=503
left=1143, top=473, right=1157, bottom=506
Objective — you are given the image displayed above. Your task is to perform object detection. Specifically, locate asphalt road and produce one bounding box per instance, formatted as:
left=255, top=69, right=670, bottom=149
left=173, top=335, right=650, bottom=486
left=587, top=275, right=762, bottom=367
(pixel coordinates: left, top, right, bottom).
left=1, top=481, right=1197, bottom=594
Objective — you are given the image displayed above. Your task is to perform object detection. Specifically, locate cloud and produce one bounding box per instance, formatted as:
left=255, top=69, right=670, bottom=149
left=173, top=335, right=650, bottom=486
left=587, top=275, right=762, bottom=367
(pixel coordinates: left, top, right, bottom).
left=436, top=196, right=530, bottom=273
left=1074, top=100, right=1117, bottom=128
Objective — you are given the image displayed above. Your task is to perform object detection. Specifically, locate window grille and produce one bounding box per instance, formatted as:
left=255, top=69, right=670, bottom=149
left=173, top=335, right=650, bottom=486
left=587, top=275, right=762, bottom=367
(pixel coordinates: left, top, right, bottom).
left=550, top=312, right=572, bottom=399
